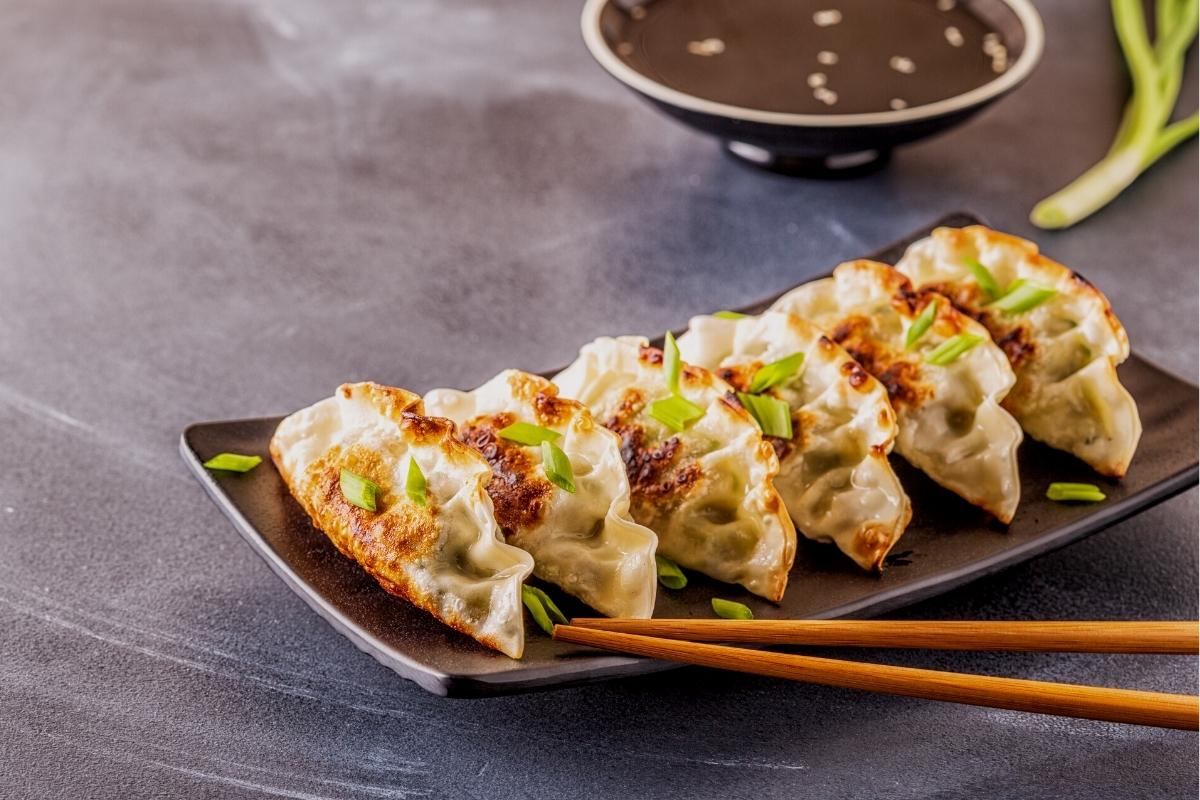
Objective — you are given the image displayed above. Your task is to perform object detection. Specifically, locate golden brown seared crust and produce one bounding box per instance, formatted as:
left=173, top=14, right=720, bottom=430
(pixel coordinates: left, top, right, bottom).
left=830, top=316, right=933, bottom=412
left=638, top=344, right=712, bottom=389
left=601, top=386, right=701, bottom=515
left=934, top=226, right=1127, bottom=347
left=270, top=384, right=514, bottom=655
left=840, top=359, right=872, bottom=390
left=340, top=382, right=424, bottom=422
left=505, top=371, right=582, bottom=429
left=282, top=447, right=505, bottom=655
left=921, top=281, right=1039, bottom=371
left=457, top=411, right=553, bottom=535
left=715, top=364, right=807, bottom=464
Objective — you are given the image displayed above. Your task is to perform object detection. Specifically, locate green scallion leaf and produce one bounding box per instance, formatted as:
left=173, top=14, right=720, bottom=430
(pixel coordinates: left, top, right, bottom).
left=925, top=333, right=984, bottom=366
left=737, top=392, right=793, bottom=440
left=405, top=457, right=427, bottom=507
left=655, top=555, right=688, bottom=590
left=905, top=298, right=938, bottom=350
left=522, top=585, right=555, bottom=635
left=964, top=256, right=1000, bottom=299
left=497, top=421, right=561, bottom=446
left=649, top=395, right=706, bottom=432
left=747, top=352, right=805, bottom=394
left=540, top=440, right=576, bottom=493
left=986, top=279, right=1058, bottom=314
left=1046, top=482, right=1107, bottom=503
left=711, top=598, right=754, bottom=620
left=663, top=330, right=683, bottom=395
left=712, top=310, right=749, bottom=320
left=340, top=468, right=380, bottom=512
left=525, top=585, right=568, bottom=625
left=202, top=453, right=262, bottom=472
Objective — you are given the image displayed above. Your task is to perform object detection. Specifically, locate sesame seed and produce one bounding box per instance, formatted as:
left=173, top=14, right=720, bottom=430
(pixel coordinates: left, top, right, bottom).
left=944, top=26, right=964, bottom=47
left=814, top=87, right=838, bottom=105
left=813, top=9, right=842, bottom=27
left=817, top=50, right=839, bottom=65
left=807, top=72, right=828, bottom=88
left=686, top=38, right=726, bottom=56
left=616, top=41, right=634, bottom=56
left=890, top=98, right=908, bottom=110
left=889, top=55, right=916, bottom=74
left=936, top=0, right=956, bottom=10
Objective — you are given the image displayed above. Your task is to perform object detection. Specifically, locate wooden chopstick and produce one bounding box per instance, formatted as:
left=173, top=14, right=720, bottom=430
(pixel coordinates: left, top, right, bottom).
left=566, top=619, right=1200, bottom=654
left=552, top=625, right=1200, bottom=730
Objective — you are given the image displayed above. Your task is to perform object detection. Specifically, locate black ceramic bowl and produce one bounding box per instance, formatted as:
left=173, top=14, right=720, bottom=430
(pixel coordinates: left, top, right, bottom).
left=582, top=0, right=1044, bottom=176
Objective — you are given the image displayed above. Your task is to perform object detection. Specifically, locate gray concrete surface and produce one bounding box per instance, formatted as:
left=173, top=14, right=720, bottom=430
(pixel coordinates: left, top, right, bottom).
left=0, top=1, right=1196, bottom=797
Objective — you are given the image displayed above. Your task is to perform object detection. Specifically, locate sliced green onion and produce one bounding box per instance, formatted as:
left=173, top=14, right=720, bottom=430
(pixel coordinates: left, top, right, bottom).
left=405, top=456, right=427, bottom=507
left=747, top=352, right=805, bottom=394
left=525, top=585, right=568, bottom=625
left=711, top=598, right=754, bottom=620
left=202, top=453, right=262, bottom=472
left=340, top=468, right=380, bottom=512
left=497, top=421, right=561, bottom=446
left=649, top=395, right=705, bottom=432
left=964, top=256, right=1000, bottom=299
left=1046, top=482, right=1107, bottom=503
left=663, top=330, right=683, bottom=395
left=540, top=440, right=576, bottom=493
left=522, top=585, right=555, bottom=635
left=986, top=279, right=1058, bottom=314
left=655, top=555, right=688, bottom=590
left=712, top=310, right=749, bottom=320
left=925, top=334, right=984, bottom=366
left=905, top=298, right=939, bottom=350
left=737, top=392, right=793, bottom=440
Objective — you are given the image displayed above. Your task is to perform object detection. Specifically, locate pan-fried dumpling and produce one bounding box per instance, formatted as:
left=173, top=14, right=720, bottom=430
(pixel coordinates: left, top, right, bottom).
left=678, top=311, right=912, bottom=571
left=424, top=370, right=658, bottom=618
left=270, top=382, right=534, bottom=658
left=554, top=336, right=796, bottom=601
left=896, top=225, right=1141, bottom=477
left=771, top=260, right=1023, bottom=523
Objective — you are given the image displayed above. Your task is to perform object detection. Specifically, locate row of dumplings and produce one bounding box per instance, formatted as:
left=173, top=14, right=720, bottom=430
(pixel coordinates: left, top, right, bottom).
left=270, top=226, right=1142, bottom=658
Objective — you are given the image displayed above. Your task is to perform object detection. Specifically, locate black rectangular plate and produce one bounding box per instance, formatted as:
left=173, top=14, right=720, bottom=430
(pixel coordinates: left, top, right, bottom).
left=181, top=213, right=1199, bottom=697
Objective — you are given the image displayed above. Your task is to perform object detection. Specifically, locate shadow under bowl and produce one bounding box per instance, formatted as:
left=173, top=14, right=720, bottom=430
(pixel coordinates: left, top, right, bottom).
left=581, top=0, right=1044, bottom=178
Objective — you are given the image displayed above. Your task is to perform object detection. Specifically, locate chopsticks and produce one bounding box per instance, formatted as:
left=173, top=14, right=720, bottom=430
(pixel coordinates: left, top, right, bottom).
left=565, top=618, right=1200, bottom=654
left=552, top=621, right=1200, bottom=730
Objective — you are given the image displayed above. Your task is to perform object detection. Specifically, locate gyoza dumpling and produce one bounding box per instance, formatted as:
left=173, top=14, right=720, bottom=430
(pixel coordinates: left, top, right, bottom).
left=270, top=382, right=534, bottom=658
left=771, top=260, right=1023, bottom=523
left=896, top=225, right=1141, bottom=477
left=424, top=370, right=658, bottom=618
left=678, top=311, right=911, bottom=571
left=554, top=336, right=796, bottom=601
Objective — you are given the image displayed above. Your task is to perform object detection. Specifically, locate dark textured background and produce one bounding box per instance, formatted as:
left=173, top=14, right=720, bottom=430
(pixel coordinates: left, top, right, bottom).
left=0, top=1, right=1196, bottom=798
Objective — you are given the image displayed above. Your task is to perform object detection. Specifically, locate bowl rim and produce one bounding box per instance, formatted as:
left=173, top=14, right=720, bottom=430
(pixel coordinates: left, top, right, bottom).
left=580, top=0, right=1045, bottom=128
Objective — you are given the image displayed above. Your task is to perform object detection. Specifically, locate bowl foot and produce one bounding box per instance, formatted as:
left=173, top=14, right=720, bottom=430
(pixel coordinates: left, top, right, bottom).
left=724, top=141, right=892, bottom=178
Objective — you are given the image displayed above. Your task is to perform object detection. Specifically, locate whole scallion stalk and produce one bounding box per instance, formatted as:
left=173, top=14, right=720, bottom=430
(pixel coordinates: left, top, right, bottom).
left=1030, top=0, right=1198, bottom=229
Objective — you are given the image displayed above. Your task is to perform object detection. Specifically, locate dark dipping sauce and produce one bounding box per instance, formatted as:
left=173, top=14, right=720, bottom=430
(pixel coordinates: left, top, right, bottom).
left=607, top=0, right=1011, bottom=115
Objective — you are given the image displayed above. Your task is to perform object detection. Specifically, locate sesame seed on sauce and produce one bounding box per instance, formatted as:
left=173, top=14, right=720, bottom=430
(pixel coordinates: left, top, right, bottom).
left=814, top=86, right=839, bottom=105
left=686, top=38, right=725, bottom=56
left=889, top=55, right=917, bottom=74
left=813, top=9, right=842, bottom=27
